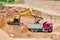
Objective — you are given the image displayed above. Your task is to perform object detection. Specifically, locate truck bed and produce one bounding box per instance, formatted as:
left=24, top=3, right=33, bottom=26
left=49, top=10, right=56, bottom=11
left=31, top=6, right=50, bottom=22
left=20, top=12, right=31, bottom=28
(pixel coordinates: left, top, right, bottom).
left=28, top=22, right=44, bottom=29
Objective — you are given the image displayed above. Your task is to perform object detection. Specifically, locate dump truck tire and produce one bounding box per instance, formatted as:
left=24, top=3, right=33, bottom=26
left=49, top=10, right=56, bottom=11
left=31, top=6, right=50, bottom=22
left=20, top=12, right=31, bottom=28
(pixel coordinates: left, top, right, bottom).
left=28, top=28, right=35, bottom=32
left=48, top=29, right=53, bottom=32
left=31, top=29, right=34, bottom=32
left=44, top=29, right=49, bottom=33
left=28, top=28, right=31, bottom=31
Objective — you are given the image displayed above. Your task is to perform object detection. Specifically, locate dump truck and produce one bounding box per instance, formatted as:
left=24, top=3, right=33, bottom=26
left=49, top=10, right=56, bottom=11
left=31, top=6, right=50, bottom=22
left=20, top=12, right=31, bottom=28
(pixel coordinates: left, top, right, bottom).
left=28, top=21, right=53, bottom=32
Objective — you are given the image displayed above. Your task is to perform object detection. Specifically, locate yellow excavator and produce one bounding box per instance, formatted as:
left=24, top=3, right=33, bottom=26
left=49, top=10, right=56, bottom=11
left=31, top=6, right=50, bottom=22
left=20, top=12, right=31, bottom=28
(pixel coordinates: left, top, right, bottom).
left=7, top=9, right=43, bottom=25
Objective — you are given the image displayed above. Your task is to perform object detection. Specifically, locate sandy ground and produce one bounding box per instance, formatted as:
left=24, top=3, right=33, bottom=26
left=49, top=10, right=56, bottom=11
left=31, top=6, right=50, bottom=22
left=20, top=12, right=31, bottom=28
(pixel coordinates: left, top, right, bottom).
left=24, top=1, right=60, bottom=12
left=0, top=6, right=60, bottom=40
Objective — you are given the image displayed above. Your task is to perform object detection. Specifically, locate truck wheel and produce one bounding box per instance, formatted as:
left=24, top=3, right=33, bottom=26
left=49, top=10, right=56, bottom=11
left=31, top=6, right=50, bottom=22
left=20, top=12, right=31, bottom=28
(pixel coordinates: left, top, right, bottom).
left=28, top=28, right=31, bottom=31
left=50, top=29, right=52, bottom=32
left=31, top=29, right=35, bottom=32
left=35, top=29, right=37, bottom=32
left=28, top=29, right=34, bottom=32
left=44, top=29, right=49, bottom=33
left=49, top=29, right=52, bottom=32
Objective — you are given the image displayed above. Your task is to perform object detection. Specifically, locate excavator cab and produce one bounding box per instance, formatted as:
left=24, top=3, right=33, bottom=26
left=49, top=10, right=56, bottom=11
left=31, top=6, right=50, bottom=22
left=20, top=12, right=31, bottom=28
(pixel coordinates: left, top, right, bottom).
left=7, top=18, right=20, bottom=25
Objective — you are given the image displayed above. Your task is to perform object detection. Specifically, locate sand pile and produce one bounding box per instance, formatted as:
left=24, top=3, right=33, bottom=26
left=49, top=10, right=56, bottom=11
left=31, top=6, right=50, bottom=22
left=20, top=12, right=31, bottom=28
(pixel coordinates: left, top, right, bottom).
left=0, top=29, right=12, bottom=40
left=0, top=14, right=6, bottom=28
left=0, top=6, right=60, bottom=40
left=0, top=7, right=30, bottom=38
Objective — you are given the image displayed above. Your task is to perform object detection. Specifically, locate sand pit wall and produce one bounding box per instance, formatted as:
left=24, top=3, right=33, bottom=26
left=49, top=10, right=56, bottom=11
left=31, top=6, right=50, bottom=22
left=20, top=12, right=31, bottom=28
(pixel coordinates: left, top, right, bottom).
left=0, top=6, right=60, bottom=35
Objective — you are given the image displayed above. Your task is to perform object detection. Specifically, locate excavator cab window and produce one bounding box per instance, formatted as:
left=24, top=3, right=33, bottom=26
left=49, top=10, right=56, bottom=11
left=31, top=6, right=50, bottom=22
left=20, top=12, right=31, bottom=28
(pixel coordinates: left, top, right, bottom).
left=14, top=18, right=19, bottom=23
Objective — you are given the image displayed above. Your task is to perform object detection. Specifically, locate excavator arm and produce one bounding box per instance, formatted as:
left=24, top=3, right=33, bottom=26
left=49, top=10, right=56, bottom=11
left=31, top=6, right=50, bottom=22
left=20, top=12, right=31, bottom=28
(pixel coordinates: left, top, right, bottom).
left=7, top=9, right=35, bottom=25
left=16, top=9, right=35, bottom=19
left=7, top=9, right=42, bottom=25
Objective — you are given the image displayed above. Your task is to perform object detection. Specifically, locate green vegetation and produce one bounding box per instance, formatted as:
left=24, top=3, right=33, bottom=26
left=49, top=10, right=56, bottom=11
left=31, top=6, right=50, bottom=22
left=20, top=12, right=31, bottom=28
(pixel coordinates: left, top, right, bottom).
left=0, top=0, right=21, bottom=4
left=0, top=3, right=3, bottom=6
left=8, top=0, right=15, bottom=3
left=0, top=0, right=7, bottom=2
left=0, top=0, right=15, bottom=6
left=0, top=0, right=23, bottom=6
left=0, top=0, right=15, bottom=3
left=0, top=0, right=15, bottom=2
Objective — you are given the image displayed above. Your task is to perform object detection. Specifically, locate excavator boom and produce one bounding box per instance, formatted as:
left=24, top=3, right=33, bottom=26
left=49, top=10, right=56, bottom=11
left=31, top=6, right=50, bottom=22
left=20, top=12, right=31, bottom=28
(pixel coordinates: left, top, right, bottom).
left=16, top=9, right=35, bottom=19
left=7, top=9, right=35, bottom=25
left=7, top=9, right=42, bottom=25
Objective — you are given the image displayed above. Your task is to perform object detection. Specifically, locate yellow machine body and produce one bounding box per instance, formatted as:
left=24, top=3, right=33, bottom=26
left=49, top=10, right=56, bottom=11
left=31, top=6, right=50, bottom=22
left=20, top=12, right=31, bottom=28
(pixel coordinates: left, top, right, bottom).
left=7, top=9, right=35, bottom=25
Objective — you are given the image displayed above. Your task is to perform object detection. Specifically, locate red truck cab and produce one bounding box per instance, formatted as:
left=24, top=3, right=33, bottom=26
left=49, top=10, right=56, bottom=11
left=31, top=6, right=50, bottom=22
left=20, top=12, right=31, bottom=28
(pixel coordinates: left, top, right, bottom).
left=43, top=22, right=53, bottom=32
